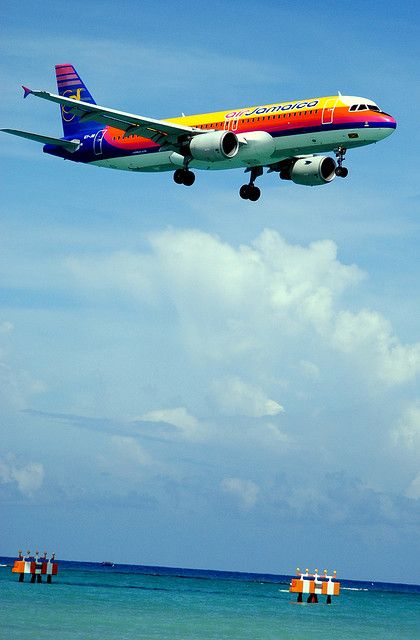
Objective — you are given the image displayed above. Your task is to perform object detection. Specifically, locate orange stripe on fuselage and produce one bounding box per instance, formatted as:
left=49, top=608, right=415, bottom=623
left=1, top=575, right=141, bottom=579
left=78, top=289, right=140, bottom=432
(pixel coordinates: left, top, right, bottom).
left=102, top=98, right=373, bottom=153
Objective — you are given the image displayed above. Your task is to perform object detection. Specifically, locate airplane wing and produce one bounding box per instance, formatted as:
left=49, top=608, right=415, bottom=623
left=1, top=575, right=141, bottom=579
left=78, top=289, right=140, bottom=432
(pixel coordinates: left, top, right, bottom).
left=22, top=87, right=203, bottom=145
left=1, top=128, right=80, bottom=150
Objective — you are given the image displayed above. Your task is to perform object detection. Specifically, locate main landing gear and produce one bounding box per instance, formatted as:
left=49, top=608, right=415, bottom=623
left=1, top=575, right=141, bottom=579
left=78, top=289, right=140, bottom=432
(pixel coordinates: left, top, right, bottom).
left=173, top=167, right=195, bottom=186
left=335, top=147, right=348, bottom=177
left=239, top=166, right=263, bottom=201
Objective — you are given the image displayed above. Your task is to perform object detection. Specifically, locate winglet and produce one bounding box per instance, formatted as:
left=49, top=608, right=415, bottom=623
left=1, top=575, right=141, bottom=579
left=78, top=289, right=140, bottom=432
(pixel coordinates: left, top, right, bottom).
left=22, top=86, right=33, bottom=99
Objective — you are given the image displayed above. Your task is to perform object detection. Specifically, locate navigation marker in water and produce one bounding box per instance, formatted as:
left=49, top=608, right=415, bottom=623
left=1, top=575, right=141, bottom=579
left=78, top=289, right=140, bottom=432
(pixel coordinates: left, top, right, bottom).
left=12, top=550, right=58, bottom=583
left=290, top=568, right=340, bottom=603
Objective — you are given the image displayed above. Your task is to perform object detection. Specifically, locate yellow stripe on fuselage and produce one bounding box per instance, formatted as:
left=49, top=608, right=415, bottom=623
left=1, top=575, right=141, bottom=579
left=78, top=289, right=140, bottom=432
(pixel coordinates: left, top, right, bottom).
left=167, top=96, right=340, bottom=128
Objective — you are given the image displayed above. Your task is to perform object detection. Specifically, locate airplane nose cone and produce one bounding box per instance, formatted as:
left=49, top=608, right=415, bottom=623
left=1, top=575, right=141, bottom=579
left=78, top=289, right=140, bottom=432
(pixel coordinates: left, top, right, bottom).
left=384, top=113, right=397, bottom=130
left=374, top=113, right=396, bottom=140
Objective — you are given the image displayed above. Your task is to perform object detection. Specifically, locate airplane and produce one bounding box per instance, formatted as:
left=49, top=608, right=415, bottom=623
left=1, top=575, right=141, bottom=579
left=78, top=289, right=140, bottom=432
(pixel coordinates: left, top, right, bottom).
left=1, top=64, right=396, bottom=201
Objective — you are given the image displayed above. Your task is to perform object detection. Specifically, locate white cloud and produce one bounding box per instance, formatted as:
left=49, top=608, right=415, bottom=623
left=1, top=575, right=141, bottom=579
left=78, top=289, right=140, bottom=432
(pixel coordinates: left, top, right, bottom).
left=109, top=436, right=153, bottom=467
left=137, top=407, right=201, bottom=440
left=220, top=477, right=259, bottom=509
left=0, top=457, right=44, bottom=496
left=96, top=436, right=154, bottom=484
left=390, top=404, right=420, bottom=450
left=331, top=310, right=420, bottom=386
left=265, top=422, right=293, bottom=445
left=212, top=377, right=284, bottom=417
left=66, top=227, right=420, bottom=392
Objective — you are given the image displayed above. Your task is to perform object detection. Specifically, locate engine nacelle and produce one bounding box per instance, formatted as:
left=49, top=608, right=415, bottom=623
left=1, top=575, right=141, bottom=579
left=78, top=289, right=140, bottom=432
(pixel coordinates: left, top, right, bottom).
left=236, top=131, right=275, bottom=162
left=289, top=156, right=336, bottom=186
left=189, top=130, right=239, bottom=162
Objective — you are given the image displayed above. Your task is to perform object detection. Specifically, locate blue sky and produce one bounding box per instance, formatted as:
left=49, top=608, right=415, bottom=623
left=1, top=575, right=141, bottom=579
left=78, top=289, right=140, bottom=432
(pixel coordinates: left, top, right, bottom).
left=1, top=0, right=419, bottom=582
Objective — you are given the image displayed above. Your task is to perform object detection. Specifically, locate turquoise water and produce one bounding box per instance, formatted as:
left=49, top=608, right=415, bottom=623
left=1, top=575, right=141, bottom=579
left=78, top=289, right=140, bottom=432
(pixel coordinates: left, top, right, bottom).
left=1, top=562, right=419, bottom=639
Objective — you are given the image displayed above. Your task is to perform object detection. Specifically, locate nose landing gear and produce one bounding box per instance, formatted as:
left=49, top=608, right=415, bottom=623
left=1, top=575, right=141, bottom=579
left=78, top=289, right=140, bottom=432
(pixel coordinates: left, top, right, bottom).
left=239, top=166, right=263, bottom=201
left=334, top=147, right=348, bottom=177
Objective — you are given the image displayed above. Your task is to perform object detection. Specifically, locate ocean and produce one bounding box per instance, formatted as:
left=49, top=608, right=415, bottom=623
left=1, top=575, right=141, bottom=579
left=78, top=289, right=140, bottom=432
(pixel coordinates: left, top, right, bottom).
left=1, top=558, right=419, bottom=639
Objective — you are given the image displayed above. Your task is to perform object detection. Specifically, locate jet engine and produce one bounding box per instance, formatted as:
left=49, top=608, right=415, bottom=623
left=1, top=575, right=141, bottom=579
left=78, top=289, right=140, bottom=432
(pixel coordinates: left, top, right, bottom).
left=236, top=131, right=275, bottom=162
left=282, top=156, right=336, bottom=186
left=189, top=131, right=239, bottom=162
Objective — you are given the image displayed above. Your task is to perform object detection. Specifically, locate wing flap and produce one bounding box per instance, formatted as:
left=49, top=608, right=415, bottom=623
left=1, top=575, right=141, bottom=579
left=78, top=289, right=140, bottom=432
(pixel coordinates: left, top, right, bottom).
left=1, top=128, right=80, bottom=150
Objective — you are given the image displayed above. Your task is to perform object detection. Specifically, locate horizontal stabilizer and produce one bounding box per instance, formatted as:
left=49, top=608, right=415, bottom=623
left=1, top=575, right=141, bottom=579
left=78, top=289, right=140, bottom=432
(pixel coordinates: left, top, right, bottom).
left=0, top=128, right=79, bottom=151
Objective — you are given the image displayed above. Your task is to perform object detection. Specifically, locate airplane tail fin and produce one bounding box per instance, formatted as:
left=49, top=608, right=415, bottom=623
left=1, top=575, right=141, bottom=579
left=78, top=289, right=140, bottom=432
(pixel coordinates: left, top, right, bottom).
left=55, top=64, right=102, bottom=137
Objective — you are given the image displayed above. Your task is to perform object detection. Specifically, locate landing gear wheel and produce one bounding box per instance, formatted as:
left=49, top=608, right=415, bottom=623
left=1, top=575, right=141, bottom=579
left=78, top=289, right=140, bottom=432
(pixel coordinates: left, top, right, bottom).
left=335, top=166, right=348, bottom=178
left=239, top=166, right=263, bottom=201
left=248, top=186, right=261, bottom=201
left=173, top=168, right=195, bottom=186
left=334, top=147, right=348, bottom=178
left=183, top=170, right=195, bottom=186
left=239, top=184, right=261, bottom=201
left=173, top=169, right=184, bottom=184
left=240, top=184, right=250, bottom=200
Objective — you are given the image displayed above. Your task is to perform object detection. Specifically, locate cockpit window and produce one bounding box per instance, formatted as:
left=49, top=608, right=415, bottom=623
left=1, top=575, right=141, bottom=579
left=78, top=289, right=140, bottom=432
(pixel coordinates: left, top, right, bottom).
left=349, top=103, right=382, bottom=113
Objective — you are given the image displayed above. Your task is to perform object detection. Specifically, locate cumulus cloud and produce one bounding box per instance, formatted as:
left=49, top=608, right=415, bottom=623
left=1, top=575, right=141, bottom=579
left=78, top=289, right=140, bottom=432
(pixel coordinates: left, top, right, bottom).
left=66, top=228, right=420, bottom=389
left=221, top=477, right=259, bottom=509
left=61, top=227, right=420, bottom=515
left=331, top=310, right=420, bottom=386
left=212, top=376, right=284, bottom=417
left=146, top=228, right=363, bottom=338
left=0, top=456, right=44, bottom=496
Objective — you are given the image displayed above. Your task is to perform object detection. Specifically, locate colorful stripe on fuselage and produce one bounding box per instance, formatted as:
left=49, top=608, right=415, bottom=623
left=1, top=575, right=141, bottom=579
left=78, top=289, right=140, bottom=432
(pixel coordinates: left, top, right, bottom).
left=103, top=95, right=395, bottom=154
left=44, top=95, right=396, bottom=166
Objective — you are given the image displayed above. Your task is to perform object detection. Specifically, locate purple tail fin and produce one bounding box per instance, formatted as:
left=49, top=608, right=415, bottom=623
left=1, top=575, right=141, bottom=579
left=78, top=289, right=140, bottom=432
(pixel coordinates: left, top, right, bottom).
left=55, top=64, right=102, bottom=137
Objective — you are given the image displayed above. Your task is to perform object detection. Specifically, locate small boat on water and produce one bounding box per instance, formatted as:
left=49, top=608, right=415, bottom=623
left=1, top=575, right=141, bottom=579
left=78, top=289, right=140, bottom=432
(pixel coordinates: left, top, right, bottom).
left=101, top=561, right=115, bottom=567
